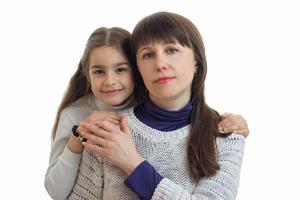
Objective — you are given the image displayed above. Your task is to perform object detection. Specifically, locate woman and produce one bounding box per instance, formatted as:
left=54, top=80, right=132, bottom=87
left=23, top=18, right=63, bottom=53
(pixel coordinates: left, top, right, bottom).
left=69, top=12, right=246, bottom=199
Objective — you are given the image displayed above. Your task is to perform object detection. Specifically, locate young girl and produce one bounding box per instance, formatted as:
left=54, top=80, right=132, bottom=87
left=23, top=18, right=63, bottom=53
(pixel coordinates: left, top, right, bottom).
left=44, top=27, right=137, bottom=199
left=45, top=26, right=248, bottom=200
left=68, top=12, right=246, bottom=199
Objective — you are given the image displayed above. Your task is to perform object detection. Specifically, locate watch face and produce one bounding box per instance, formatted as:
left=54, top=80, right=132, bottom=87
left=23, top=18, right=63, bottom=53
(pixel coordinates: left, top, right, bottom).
left=72, top=125, right=79, bottom=137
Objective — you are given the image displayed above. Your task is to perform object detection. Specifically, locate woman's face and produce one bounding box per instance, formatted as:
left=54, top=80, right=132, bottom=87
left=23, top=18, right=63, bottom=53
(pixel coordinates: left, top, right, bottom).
left=136, top=40, right=197, bottom=110
left=88, top=46, right=134, bottom=106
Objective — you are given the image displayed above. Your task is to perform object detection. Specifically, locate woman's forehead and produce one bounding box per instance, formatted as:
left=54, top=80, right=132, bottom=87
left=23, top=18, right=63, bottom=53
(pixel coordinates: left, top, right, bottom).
left=136, top=38, right=178, bottom=48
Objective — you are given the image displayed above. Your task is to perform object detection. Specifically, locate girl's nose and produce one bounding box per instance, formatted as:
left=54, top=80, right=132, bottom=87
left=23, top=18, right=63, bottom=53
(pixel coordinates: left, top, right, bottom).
left=103, top=72, right=116, bottom=86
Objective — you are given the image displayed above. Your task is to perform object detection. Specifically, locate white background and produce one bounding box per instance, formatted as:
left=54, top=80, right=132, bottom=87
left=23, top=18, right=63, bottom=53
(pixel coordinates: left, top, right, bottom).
left=0, top=0, right=299, bottom=199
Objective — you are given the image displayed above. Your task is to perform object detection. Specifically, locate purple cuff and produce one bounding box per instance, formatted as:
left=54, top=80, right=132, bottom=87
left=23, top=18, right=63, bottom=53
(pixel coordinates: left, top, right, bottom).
left=124, top=160, right=163, bottom=200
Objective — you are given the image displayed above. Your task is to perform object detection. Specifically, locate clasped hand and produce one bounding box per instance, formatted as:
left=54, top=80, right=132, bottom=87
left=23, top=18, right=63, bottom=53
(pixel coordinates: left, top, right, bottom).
left=79, top=117, right=145, bottom=175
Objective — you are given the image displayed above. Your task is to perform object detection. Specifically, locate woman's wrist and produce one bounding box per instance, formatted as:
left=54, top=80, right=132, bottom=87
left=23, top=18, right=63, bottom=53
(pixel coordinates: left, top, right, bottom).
left=123, top=155, right=145, bottom=175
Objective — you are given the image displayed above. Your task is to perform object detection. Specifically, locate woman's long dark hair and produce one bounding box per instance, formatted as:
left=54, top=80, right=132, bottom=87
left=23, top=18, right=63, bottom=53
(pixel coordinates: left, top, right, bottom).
left=130, top=12, right=229, bottom=182
left=51, top=27, right=135, bottom=140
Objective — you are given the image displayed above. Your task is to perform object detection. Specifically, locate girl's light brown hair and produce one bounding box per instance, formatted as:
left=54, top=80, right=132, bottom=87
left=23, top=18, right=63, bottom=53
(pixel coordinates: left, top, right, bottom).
left=52, top=27, right=133, bottom=139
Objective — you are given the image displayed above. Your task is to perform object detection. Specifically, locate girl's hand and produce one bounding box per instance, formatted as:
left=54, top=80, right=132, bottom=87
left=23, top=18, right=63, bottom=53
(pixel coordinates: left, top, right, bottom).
left=218, top=113, right=249, bottom=137
left=77, top=110, right=121, bottom=136
left=79, top=117, right=144, bottom=175
left=82, top=110, right=121, bottom=125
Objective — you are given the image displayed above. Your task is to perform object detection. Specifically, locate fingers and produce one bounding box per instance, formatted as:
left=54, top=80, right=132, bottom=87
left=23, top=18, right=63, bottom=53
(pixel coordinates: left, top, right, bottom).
left=120, top=117, right=130, bottom=135
left=220, top=112, right=234, bottom=120
left=94, top=120, right=119, bottom=133
left=85, top=111, right=121, bottom=124
left=82, top=142, right=105, bottom=156
left=80, top=131, right=107, bottom=146
left=105, top=118, right=120, bottom=125
left=219, top=114, right=249, bottom=137
left=102, top=112, right=122, bottom=124
left=80, top=122, right=111, bottom=139
left=219, top=115, right=242, bottom=129
left=232, top=129, right=249, bottom=137
left=103, top=111, right=122, bottom=119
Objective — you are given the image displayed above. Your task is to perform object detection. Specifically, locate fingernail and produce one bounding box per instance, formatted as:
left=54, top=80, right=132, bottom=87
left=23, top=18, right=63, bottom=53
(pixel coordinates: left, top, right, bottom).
left=218, top=126, right=224, bottom=133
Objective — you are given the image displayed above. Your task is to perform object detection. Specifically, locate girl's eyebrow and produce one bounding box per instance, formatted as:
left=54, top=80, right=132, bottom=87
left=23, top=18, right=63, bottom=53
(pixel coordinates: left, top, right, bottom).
left=90, top=62, right=129, bottom=69
left=113, top=62, right=129, bottom=67
left=90, top=65, right=104, bottom=69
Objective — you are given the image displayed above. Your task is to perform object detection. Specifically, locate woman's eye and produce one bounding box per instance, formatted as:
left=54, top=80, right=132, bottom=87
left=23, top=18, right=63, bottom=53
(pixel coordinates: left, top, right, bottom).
left=142, top=52, right=154, bottom=59
left=166, top=48, right=178, bottom=54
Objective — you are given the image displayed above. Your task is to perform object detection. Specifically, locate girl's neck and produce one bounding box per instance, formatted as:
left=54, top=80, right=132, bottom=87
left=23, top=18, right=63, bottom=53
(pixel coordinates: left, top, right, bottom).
left=92, top=94, right=135, bottom=111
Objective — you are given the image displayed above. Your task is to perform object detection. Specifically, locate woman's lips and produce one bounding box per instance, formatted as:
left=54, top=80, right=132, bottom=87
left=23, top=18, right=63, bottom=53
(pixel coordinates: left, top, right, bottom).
left=155, top=77, right=175, bottom=84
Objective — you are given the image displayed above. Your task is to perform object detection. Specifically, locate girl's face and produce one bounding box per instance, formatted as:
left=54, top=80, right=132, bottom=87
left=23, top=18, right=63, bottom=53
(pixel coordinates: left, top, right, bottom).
left=136, top=40, right=196, bottom=110
left=88, top=46, right=134, bottom=106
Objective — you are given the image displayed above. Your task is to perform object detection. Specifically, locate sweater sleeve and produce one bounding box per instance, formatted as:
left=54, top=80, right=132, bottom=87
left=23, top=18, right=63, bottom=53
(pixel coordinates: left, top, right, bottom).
left=124, top=160, right=163, bottom=199
left=151, top=134, right=245, bottom=200
left=44, top=110, right=82, bottom=200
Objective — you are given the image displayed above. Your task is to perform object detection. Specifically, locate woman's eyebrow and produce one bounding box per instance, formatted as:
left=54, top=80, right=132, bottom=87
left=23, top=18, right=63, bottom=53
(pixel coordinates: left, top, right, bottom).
left=137, top=46, right=151, bottom=54
left=164, top=40, right=176, bottom=45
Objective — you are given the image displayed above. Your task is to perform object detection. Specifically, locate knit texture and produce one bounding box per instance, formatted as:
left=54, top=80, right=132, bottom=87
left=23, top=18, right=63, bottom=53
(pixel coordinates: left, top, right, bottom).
left=44, top=94, right=134, bottom=200
left=68, top=108, right=245, bottom=200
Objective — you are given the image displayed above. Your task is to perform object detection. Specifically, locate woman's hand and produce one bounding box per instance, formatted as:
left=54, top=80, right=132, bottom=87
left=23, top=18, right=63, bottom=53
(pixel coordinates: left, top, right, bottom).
left=79, top=117, right=144, bottom=175
left=218, top=113, right=249, bottom=137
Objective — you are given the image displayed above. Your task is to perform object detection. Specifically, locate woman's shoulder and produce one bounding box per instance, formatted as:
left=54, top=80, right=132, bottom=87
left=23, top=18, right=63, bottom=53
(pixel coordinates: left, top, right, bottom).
left=216, top=134, right=245, bottom=154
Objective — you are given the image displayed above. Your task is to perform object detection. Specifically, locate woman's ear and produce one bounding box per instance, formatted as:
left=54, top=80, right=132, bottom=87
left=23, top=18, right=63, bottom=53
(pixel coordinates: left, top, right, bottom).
left=194, top=61, right=198, bottom=74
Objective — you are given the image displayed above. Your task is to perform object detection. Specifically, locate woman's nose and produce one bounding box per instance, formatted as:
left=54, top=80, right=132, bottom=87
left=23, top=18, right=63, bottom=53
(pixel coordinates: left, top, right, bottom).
left=154, top=54, right=168, bottom=71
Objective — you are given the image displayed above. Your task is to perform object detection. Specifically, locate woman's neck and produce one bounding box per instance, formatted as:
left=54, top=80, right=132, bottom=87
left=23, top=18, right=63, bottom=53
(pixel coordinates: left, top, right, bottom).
left=148, top=93, right=191, bottom=111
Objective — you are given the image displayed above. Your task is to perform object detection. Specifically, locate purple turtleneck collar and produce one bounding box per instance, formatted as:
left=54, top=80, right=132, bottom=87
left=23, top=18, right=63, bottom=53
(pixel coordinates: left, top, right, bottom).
left=134, top=96, right=193, bottom=132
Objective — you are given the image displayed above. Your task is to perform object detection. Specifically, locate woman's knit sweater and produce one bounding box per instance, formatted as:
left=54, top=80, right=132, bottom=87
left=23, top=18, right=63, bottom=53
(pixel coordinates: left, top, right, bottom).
left=68, top=108, right=245, bottom=200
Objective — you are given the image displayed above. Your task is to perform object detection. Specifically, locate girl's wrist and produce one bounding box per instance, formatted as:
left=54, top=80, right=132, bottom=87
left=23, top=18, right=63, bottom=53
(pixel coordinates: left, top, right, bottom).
left=67, top=135, right=84, bottom=154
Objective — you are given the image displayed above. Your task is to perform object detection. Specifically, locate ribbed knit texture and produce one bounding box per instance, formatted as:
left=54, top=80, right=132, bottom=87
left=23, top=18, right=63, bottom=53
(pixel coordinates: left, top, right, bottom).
left=68, top=108, right=245, bottom=200
left=44, top=94, right=134, bottom=200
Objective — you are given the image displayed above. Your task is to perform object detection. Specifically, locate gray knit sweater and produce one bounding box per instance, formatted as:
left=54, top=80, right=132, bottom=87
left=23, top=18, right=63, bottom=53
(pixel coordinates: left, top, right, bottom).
left=68, top=108, right=245, bottom=200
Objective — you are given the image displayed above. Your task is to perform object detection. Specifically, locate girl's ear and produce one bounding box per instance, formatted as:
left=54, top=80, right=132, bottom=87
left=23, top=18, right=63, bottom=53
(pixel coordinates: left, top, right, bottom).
left=85, top=64, right=91, bottom=83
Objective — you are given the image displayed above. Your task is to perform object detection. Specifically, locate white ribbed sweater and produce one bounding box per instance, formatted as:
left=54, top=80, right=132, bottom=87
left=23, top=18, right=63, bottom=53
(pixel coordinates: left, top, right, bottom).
left=68, top=108, right=245, bottom=200
left=44, top=94, right=134, bottom=200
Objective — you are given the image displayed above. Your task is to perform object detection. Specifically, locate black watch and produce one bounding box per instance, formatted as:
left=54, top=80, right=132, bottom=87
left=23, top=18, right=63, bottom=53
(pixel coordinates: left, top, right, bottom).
left=72, top=125, right=87, bottom=142
left=72, top=125, right=79, bottom=137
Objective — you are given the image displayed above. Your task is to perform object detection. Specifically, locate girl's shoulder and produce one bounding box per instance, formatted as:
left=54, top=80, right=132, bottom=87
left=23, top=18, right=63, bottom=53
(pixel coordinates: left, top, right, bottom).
left=119, top=107, right=135, bottom=117
left=61, top=94, right=94, bottom=119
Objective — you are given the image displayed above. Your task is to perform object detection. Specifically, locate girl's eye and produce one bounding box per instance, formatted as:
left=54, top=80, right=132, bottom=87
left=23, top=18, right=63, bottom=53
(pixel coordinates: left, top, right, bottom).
left=94, top=69, right=105, bottom=75
left=142, top=52, right=154, bottom=59
left=115, top=67, right=128, bottom=73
